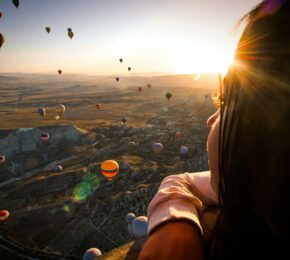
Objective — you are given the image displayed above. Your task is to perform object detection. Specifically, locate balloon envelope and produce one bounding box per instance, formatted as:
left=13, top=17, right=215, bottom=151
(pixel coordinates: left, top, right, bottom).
left=0, top=155, right=5, bottom=165
left=0, top=210, right=9, bottom=222
left=147, top=84, right=152, bottom=89
left=0, top=33, right=5, bottom=49
left=58, top=69, right=62, bottom=75
left=101, top=160, right=119, bottom=181
left=95, top=104, right=101, bottom=110
left=45, top=27, right=51, bottom=33
left=138, top=87, right=142, bottom=92
left=128, top=67, right=131, bottom=71
left=116, top=77, right=120, bottom=82
left=83, top=248, right=102, bottom=260
left=56, top=104, right=65, bottom=115
left=41, top=133, right=49, bottom=141
left=121, top=116, right=127, bottom=123
left=126, top=213, right=136, bottom=223
left=38, top=107, right=46, bottom=117
left=165, top=92, right=172, bottom=100
left=153, top=143, right=163, bottom=154
left=68, top=31, right=74, bottom=39
left=180, top=146, right=189, bottom=155
left=12, top=0, right=19, bottom=8
left=132, top=216, right=148, bottom=238
left=119, top=58, right=123, bottom=63
left=0, top=12, right=3, bottom=18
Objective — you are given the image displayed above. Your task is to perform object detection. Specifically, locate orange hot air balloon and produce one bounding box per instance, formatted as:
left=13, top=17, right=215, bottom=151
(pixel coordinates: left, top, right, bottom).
left=95, top=104, right=101, bottom=110
left=0, top=155, right=5, bottom=165
left=0, top=210, right=9, bottom=221
left=101, top=160, right=119, bottom=181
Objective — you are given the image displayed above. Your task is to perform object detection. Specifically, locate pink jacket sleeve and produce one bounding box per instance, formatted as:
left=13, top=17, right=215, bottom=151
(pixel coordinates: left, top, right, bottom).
left=147, top=171, right=218, bottom=236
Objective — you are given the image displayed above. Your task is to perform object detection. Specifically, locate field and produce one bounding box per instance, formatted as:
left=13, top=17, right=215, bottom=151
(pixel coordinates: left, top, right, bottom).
left=0, top=73, right=218, bottom=259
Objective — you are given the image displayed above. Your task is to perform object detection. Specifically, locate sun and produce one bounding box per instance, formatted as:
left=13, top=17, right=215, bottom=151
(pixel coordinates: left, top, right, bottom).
left=170, top=39, right=236, bottom=75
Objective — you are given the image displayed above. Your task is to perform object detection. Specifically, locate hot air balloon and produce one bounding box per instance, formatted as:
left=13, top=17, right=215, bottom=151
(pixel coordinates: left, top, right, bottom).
left=0, top=210, right=9, bottom=222
left=119, top=58, right=123, bottom=63
left=128, top=67, right=131, bottom=71
left=100, top=160, right=119, bottom=181
left=132, top=216, right=148, bottom=238
left=12, top=0, right=19, bottom=8
left=68, top=31, right=74, bottom=39
left=0, top=33, right=5, bottom=49
left=41, top=133, right=49, bottom=142
left=55, top=104, right=65, bottom=117
left=95, top=104, right=101, bottom=110
left=67, top=28, right=72, bottom=32
left=116, top=77, right=120, bottom=82
left=175, top=131, right=181, bottom=140
left=180, top=146, right=189, bottom=156
left=0, top=12, right=3, bottom=18
left=147, top=84, right=152, bottom=89
left=0, top=155, right=5, bottom=165
left=37, top=107, right=46, bottom=117
left=53, top=165, right=62, bottom=172
left=126, top=213, right=136, bottom=224
left=138, top=87, right=142, bottom=92
left=83, top=248, right=102, bottom=260
left=58, top=69, right=62, bottom=75
left=165, top=92, right=172, bottom=100
left=45, top=27, right=51, bottom=34
left=121, top=116, right=127, bottom=124
left=153, top=143, right=163, bottom=155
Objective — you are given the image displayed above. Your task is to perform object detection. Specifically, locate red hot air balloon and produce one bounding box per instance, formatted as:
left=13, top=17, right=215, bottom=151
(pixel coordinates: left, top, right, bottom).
left=0, top=210, right=9, bottom=222
left=175, top=131, right=181, bottom=140
left=41, top=133, right=49, bottom=142
left=0, top=155, right=5, bottom=165
left=95, top=104, right=101, bottom=110
left=138, top=87, right=142, bottom=92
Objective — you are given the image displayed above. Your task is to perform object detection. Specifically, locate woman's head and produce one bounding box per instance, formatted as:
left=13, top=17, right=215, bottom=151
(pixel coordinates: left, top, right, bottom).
left=208, top=0, right=290, bottom=258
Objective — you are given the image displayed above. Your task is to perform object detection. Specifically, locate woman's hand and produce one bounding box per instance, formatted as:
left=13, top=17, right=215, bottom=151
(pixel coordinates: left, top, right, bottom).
left=138, top=219, right=204, bottom=260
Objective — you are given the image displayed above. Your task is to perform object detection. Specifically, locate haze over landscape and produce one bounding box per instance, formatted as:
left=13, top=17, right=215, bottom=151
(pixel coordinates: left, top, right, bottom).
left=0, top=0, right=262, bottom=259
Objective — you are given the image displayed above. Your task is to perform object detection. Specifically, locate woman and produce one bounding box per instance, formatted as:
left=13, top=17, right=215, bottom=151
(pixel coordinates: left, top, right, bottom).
left=139, top=0, right=290, bottom=259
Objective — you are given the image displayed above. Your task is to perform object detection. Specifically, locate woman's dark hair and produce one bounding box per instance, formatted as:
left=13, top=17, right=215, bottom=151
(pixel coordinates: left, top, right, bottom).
left=207, top=1, right=290, bottom=259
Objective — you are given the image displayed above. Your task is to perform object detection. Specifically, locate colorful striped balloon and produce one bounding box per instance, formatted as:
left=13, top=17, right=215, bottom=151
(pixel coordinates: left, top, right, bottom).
left=101, top=160, right=119, bottom=181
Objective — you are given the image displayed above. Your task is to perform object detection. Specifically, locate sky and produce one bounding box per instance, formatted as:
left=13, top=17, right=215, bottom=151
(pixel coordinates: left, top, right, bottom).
left=0, top=0, right=262, bottom=75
